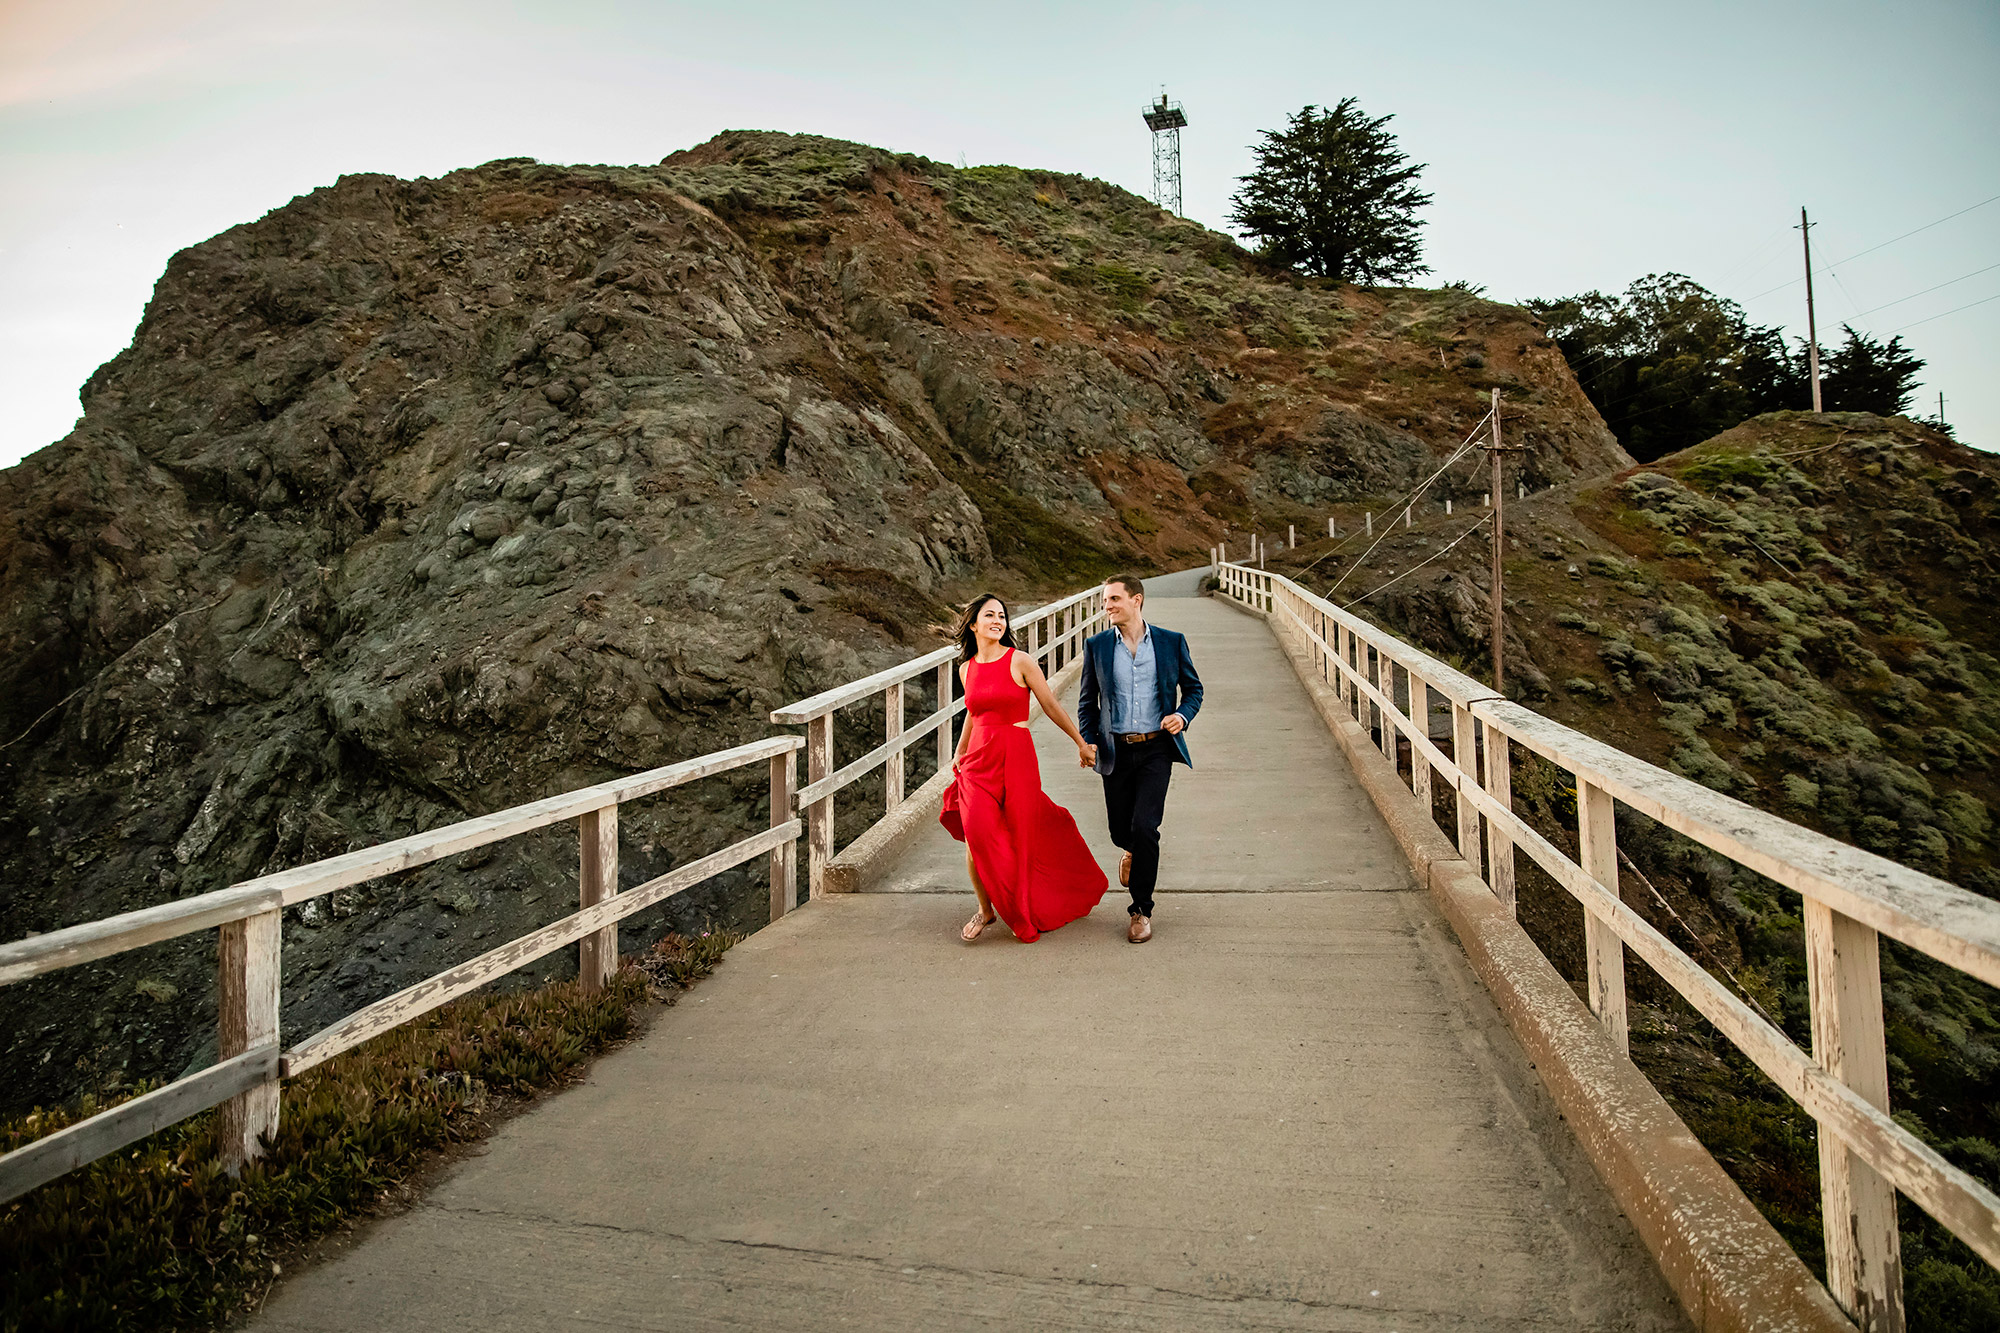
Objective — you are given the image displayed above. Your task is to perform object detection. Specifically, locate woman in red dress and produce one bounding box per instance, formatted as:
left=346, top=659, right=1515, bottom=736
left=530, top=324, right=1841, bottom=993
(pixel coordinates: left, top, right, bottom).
left=941, top=594, right=1108, bottom=942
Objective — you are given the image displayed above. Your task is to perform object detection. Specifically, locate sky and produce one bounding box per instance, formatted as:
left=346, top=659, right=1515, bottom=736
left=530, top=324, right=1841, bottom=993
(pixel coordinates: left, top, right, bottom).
left=1, top=0, right=1996, bottom=468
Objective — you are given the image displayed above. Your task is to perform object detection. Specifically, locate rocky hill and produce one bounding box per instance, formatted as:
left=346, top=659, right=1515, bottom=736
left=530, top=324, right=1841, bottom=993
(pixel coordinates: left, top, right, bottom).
left=0, top=131, right=1623, bottom=1112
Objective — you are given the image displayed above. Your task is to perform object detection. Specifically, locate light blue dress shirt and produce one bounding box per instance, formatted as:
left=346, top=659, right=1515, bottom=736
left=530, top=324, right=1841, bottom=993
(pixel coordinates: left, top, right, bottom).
left=1109, top=624, right=1162, bottom=734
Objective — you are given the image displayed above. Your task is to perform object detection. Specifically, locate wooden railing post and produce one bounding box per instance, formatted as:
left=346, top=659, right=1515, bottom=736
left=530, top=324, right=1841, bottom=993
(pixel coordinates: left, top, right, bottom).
left=769, top=750, right=797, bottom=920
left=578, top=803, right=618, bottom=992
left=806, top=713, right=833, bottom=899
left=1378, top=654, right=1397, bottom=762
left=884, top=680, right=905, bottom=810
left=1483, top=718, right=1516, bottom=913
left=936, top=661, right=953, bottom=776
left=1453, top=703, right=1481, bottom=862
left=1807, top=901, right=1905, bottom=1331
left=217, top=907, right=280, bottom=1171
left=1578, top=778, right=1628, bottom=1052
left=1411, top=677, right=1432, bottom=812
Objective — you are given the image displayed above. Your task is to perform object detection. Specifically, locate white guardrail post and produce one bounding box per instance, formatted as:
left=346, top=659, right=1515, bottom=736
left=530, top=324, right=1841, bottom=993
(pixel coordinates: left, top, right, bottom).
left=769, top=748, right=797, bottom=920
left=578, top=803, right=618, bottom=993
left=936, top=660, right=954, bottom=775
left=216, top=907, right=281, bottom=1171
left=884, top=680, right=905, bottom=810
left=1807, top=901, right=1904, bottom=1330
left=1577, top=778, right=1628, bottom=1052
left=806, top=714, right=834, bottom=899
left=1483, top=718, right=1515, bottom=913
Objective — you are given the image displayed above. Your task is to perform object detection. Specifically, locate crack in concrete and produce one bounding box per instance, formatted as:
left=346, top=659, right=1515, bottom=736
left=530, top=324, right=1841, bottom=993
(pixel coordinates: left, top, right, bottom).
left=421, top=1201, right=1581, bottom=1327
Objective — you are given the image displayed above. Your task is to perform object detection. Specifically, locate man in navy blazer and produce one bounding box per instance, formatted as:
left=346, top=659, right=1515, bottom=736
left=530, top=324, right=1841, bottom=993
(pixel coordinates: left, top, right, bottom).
left=1077, top=575, right=1204, bottom=943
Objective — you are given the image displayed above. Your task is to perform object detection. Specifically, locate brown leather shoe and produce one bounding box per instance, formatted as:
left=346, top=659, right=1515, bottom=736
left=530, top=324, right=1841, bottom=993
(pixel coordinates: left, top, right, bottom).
left=1127, top=913, right=1152, bottom=944
left=1119, top=852, right=1132, bottom=887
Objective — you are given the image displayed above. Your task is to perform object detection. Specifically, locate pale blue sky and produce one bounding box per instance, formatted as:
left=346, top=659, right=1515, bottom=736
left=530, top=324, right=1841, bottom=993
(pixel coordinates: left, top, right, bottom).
left=2, top=0, right=1995, bottom=467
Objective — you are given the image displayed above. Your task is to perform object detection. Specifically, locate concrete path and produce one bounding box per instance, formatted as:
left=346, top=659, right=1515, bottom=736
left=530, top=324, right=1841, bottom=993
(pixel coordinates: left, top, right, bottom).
left=255, top=590, right=1687, bottom=1332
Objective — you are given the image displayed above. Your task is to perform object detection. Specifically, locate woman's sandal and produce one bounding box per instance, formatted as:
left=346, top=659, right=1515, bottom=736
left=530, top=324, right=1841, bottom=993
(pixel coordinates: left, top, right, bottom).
left=961, top=911, right=998, bottom=942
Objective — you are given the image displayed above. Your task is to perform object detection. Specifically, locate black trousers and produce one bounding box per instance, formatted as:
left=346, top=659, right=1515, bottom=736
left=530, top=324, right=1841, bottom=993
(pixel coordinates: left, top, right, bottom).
left=1101, top=734, right=1175, bottom=917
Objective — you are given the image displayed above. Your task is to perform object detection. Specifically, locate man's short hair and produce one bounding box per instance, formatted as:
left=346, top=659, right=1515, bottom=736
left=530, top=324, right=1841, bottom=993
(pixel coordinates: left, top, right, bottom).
left=1107, top=574, right=1146, bottom=600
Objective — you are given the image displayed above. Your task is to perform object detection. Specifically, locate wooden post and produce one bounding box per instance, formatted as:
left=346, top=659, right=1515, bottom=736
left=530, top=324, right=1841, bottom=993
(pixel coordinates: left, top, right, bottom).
left=768, top=750, right=796, bottom=920
left=1411, top=677, right=1432, bottom=811
left=884, top=680, right=905, bottom=810
left=1483, top=718, right=1515, bottom=913
left=1578, top=779, right=1627, bottom=1052
left=217, top=908, right=280, bottom=1171
left=1328, top=517, right=1335, bottom=538
left=806, top=713, right=833, bottom=899
left=1807, top=901, right=1905, bottom=1331
left=1453, top=704, right=1481, bottom=863
left=1288, top=524, right=1296, bottom=548
left=1366, top=511, right=1373, bottom=537
left=1376, top=654, right=1396, bottom=761
left=936, top=661, right=953, bottom=776
left=1344, top=627, right=1360, bottom=719
left=1801, top=207, right=1824, bottom=412
left=1490, top=387, right=1506, bottom=694
left=578, top=803, right=618, bottom=992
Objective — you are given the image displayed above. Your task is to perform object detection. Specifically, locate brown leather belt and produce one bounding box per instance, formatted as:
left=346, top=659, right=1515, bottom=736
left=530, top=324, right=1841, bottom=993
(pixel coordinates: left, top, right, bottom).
left=1118, top=731, right=1163, bottom=744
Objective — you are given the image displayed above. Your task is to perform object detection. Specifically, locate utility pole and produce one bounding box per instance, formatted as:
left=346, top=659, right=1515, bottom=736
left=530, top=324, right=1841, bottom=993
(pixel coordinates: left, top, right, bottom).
left=1485, top=387, right=1524, bottom=693
left=1800, top=207, right=1823, bottom=412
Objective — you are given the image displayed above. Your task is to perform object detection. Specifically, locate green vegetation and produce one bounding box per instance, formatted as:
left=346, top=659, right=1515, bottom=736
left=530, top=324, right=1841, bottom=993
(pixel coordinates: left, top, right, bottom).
left=1530, top=274, right=1935, bottom=462
left=1, top=932, right=737, bottom=1332
left=1229, top=98, right=1431, bottom=283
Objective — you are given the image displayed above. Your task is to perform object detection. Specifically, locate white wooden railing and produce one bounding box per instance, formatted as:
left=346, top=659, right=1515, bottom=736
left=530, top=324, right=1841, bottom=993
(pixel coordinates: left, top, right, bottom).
left=0, top=735, right=802, bottom=1204
left=1219, top=561, right=2000, bottom=1330
left=769, top=584, right=1108, bottom=900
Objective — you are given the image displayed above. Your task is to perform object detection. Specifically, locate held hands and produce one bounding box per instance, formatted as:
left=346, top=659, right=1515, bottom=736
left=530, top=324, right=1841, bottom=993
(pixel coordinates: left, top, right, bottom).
left=1162, top=713, right=1186, bottom=736
left=1078, top=743, right=1098, bottom=768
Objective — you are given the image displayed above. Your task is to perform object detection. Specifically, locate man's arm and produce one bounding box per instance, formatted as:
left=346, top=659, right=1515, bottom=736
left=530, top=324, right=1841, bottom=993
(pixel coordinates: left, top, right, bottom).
left=1173, top=635, right=1203, bottom=727
left=1077, top=639, right=1103, bottom=745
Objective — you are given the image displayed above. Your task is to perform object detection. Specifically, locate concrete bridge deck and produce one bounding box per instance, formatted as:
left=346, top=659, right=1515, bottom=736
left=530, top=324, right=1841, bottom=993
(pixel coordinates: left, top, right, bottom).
left=255, top=585, right=1687, bottom=1331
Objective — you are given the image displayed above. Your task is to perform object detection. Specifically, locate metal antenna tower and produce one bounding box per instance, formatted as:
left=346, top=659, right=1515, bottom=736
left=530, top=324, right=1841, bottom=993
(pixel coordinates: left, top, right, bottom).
left=1142, top=93, right=1187, bottom=215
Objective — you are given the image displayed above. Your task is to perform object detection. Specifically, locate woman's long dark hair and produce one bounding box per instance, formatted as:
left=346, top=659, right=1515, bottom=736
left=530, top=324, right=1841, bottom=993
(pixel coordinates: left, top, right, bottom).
left=953, top=593, right=1017, bottom=663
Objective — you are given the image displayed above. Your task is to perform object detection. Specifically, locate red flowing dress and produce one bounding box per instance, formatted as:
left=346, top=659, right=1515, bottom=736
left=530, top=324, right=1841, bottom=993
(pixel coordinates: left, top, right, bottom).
left=940, top=649, right=1108, bottom=941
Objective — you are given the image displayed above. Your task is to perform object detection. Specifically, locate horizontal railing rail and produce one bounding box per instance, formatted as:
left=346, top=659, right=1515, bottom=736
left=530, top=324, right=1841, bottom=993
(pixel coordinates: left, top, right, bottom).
left=771, top=584, right=1108, bottom=899
left=1218, top=560, right=2000, bottom=1327
left=0, top=734, right=802, bottom=1205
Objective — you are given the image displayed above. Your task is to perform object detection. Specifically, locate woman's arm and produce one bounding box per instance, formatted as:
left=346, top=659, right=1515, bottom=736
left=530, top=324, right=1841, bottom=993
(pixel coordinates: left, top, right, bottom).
left=1016, top=652, right=1091, bottom=753
left=951, top=661, right=971, bottom=767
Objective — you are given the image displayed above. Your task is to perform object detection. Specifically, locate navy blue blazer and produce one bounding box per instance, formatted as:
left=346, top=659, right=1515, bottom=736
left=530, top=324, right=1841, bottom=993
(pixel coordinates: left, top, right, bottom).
left=1077, top=624, right=1204, bottom=774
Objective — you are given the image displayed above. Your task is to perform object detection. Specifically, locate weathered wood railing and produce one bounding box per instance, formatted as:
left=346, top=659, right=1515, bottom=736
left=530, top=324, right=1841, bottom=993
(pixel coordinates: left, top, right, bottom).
left=1219, top=560, right=2000, bottom=1329
left=0, top=734, right=801, bottom=1205
left=769, top=585, right=1108, bottom=899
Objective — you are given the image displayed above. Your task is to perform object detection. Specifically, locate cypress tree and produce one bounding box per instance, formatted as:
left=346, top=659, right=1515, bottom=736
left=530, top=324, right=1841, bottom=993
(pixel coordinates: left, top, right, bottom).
left=1229, top=99, right=1431, bottom=284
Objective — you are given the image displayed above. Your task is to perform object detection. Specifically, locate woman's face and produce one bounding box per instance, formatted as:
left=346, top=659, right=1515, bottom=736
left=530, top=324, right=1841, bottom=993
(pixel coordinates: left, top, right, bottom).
left=974, top=599, right=1008, bottom=644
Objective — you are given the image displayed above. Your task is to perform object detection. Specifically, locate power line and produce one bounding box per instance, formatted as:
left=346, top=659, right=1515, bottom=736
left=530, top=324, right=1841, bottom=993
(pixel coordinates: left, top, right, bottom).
left=1857, top=262, right=2000, bottom=316
left=1889, top=290, right=2000, bottom=334
left=1315, top=423, right=1490, bottom=593
left=1743, top=192, right=2000, bottom=302
left=1337, top=512, right=1493, bottom=610
left=1289, top=409, right=1493, bottom=584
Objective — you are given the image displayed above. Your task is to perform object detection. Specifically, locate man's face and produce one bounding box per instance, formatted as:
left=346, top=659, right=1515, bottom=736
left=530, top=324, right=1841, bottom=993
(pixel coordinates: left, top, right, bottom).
left=1104, top=583, right=1142, bottom=627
